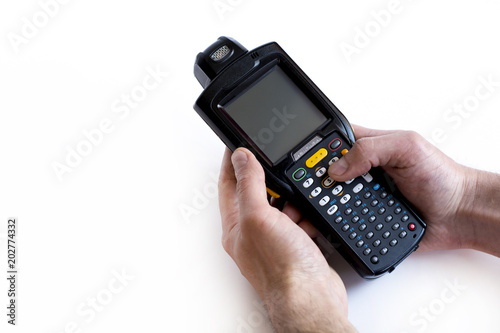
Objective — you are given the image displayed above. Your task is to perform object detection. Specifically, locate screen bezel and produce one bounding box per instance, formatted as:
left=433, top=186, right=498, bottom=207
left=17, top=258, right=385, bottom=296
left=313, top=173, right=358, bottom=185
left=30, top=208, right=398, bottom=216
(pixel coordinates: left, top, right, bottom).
left=216, top=57, right=332, bottom=166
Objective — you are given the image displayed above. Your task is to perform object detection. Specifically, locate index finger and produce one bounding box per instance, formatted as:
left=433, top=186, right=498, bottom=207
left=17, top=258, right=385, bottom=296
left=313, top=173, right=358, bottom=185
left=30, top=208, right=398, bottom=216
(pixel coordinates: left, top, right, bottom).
left=352, top=124, right=399, bottom=139
left=218, top=148, right=239, bottom=236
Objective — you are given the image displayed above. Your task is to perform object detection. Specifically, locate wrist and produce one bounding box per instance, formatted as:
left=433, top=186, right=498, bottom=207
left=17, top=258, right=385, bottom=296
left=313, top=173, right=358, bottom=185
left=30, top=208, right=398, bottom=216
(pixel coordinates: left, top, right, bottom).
left=454, top=168, right=500, bottom=256
left=446, top=166, right=480, bottom=249
left=262, top=270, right=356, bottom=333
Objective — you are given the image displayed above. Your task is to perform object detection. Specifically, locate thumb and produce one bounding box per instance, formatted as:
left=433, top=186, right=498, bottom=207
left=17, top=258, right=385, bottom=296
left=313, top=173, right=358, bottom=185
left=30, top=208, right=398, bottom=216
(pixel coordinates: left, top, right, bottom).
left=231, top=148, right=269, bottom=218
left=328, top=132, right=419, bottom=181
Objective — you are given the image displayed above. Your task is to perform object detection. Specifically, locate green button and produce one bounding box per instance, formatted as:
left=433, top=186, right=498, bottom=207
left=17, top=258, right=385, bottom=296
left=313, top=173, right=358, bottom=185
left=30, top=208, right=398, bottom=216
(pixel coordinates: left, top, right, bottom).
left=292, top=168, right=306, bottom=181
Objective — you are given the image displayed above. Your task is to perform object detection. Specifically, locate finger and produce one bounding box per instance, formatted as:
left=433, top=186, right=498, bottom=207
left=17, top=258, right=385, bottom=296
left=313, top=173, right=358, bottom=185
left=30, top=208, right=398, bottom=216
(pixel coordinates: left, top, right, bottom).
left=352, top=124, right=399, bottom=139
left=281, top=201, right=303, bottom=223
left=231, top=148, right=270, bottom=221
left=270, top=196, right=285, bottom=210
left=218, top=148, right=239, bottom=236
left=297, top=220, right=322, bottom=239
left=328, top=130, right=422, bottom=182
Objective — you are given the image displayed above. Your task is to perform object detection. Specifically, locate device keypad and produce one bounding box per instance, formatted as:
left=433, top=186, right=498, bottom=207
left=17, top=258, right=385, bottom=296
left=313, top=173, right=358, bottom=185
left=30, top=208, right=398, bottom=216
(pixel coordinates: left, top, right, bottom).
left=286, top=132, right=423, bottom=271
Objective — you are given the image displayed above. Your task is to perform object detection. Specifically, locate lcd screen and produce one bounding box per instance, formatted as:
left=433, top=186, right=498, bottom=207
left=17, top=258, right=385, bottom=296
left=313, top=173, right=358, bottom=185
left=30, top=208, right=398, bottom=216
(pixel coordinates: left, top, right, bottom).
left=222, top=66, right=327, bottom=163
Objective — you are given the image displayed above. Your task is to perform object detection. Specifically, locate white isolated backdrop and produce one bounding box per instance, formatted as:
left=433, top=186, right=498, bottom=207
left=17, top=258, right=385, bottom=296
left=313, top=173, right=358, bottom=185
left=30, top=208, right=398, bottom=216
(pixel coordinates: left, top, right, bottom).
left=1, top=1, right=500, bottom=332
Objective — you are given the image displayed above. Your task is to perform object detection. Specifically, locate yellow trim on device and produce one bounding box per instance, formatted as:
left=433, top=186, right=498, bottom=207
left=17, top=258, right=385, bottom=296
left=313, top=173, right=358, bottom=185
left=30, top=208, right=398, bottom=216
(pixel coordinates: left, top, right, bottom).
left=266, top=187, right=281, bottom=199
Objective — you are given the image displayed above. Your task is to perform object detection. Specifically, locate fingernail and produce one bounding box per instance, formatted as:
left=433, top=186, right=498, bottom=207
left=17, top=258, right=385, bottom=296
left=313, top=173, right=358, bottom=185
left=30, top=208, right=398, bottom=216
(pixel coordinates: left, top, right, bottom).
left=330, top=158, right=348, bottom=176
left=231, top=149, right=248, bottom=171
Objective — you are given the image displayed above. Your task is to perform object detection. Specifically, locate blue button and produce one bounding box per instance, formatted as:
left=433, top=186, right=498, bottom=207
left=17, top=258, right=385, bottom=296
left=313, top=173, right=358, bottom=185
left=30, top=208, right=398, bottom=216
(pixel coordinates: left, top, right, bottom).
left=373, top=184, right=380, bottom=191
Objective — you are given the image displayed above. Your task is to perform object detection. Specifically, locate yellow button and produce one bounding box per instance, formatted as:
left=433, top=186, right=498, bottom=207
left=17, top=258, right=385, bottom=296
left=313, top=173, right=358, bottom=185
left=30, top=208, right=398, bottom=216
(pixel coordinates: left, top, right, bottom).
left=306, top=148, right=328, bottom=168
left=341, top=149, right=349, bottom=156
left=266, top=187, right=281, bottom=199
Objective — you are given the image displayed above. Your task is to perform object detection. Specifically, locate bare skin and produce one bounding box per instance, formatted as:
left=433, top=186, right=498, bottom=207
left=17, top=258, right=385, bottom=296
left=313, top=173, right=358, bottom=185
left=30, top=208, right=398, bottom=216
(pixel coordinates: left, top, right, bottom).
left=218, top=124, right=500, bottom=332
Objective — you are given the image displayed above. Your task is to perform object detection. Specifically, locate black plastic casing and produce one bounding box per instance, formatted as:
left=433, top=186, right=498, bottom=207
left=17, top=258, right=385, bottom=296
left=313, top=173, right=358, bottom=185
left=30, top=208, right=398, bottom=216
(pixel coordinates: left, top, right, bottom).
left=193, top=37, right=425, bottom=278
left=194, top=37, right=356, bottom=192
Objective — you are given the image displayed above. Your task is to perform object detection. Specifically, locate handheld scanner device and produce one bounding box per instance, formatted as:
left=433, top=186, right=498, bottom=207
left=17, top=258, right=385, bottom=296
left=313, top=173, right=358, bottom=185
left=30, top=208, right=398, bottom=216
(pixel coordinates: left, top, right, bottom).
left=193, top=37, right=426, bottom=278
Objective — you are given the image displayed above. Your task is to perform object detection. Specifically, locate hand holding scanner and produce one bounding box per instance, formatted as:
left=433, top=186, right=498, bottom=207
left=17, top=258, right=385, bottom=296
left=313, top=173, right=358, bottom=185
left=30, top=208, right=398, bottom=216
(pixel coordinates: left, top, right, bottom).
left=193, top=37, right=426, bottom=278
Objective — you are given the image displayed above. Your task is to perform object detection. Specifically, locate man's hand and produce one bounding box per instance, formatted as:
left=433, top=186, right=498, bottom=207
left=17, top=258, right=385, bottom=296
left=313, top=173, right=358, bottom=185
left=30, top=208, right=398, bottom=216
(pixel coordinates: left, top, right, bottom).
left=328, top=125, right=493, bottom=254
left=219, top=148, right=357, bottom=333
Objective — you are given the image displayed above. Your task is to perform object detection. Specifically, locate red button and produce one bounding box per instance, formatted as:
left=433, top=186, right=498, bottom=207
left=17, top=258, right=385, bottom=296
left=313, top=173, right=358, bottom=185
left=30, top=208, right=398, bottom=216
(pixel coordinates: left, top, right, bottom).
left=329, top=139, right=342, bottom=151
left=409, top=223, right=416, bottom=231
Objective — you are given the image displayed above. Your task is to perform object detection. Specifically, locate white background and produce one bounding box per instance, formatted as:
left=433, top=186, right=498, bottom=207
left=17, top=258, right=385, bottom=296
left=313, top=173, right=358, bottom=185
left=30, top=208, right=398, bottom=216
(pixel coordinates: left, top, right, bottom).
left=1, top=0, right=500, bottom=332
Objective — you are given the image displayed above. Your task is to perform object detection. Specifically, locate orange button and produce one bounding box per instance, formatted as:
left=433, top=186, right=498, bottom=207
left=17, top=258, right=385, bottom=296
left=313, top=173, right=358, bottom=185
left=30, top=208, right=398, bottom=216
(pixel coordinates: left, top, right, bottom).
left=341, top=149, right=349, bottom=156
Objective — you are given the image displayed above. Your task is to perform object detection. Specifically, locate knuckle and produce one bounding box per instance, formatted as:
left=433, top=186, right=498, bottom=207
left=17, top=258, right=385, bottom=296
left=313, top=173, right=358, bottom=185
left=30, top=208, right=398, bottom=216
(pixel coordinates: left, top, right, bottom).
left=401, top=130, right=428, bottom=156
left=235, top=173, right=253, bottom=197
left=403, top=130, right=423, bottom=144
left=354, top=137, right=373, bottom=157
left=218, top=170, right=235, bottom=193
left=221, top=220, right=238, bottom=256
left=352, top=137, right=377, bottom=168
left=221, top=234, right=231, bottom=254
left=217, top=176, right=228, bottom=192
